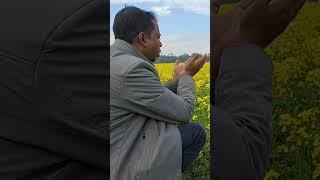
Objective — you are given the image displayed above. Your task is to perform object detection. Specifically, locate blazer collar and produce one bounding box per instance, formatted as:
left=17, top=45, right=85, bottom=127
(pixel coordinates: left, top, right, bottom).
left=111, top=39, right=154, bottom=67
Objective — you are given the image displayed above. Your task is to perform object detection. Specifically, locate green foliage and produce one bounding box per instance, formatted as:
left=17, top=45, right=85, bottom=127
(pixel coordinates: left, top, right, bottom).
left=155, top=53, right=192, bottom=63
left=155, top=53, right=211, bottom=64
left=182, top=88, right=210, bottom=180
left=264, top=3, right=320, bottom=179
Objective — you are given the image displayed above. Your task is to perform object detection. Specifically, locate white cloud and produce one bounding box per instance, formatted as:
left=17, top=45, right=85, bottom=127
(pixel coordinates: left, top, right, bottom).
left=151, top=0, right=209, bottom=16
left=151, top=5, right=172, bottom=16
left=175, top=0, right=209, bottom=16
left=111, top=0, right=209, bottom=16
left=160, top=34, right=209, bottom=56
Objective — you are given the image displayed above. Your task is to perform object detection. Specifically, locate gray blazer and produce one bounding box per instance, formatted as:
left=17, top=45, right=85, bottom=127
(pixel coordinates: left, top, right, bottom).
left=110, top=39, right=195, bottom=180
left=212, top=45, right=273, bottom=179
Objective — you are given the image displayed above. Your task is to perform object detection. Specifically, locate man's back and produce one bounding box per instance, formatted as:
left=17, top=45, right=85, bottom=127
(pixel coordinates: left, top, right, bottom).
left=0, top=0, right=107, bottom=179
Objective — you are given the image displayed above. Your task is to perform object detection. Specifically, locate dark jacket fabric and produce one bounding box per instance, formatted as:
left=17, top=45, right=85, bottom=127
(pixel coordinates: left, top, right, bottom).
left=212, top=45, right=273, bottom=179
left=0, top=0, right=107, bottom=179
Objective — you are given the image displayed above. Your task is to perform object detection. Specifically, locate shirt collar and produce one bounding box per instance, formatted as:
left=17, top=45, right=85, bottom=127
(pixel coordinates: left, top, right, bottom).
left=111, top=39, right=154, bottom=67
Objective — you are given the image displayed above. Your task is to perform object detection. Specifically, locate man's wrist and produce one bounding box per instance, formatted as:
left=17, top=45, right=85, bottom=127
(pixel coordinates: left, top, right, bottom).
left=171, top=74, right=193, bottom=88
left=171, top=76, right=179, bottom=88
left=180, top=71, right=194, bottom=77
left=180, top=74, right=193, bottom=78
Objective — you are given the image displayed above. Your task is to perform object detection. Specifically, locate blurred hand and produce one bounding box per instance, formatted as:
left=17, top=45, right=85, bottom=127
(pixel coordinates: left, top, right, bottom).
left=212, top=0, right=306, bottom=79
left=171, top=54, right=207, bottom=88
left=174, top=60, right=185, bottom=77
left=215, top=0, right=305, bottom=48
left=181, top=54, right=207, bottom=77
left=171, top=60, right=184, bottom=87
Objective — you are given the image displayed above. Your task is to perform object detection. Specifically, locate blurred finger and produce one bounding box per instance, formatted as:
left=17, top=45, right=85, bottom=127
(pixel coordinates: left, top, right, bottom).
left=186, top=55, right=195, bottom=62
left=186, top=54, right=199, bottom=65
left=193, top=54, right=202, bottom=63
left=200, top=54, right=207, bottom=67
left=174, top=60, right=179, bottom=67
left=202, top=54, right=208, bottom=64
left=194, top=55, right=206, bottom=70
left=193, top=53, right=201, bottom=60
left=195, top=54, right=206, bottom=63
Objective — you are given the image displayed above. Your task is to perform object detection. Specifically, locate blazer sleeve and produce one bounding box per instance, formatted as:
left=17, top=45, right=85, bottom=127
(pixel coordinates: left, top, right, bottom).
left=119, top=61, right=195, bottom=125
left=212, top=45, right=273, bottom=179
left=32, top=0, right=107, bottom=171
left=164, top=80, right=178, bottom=94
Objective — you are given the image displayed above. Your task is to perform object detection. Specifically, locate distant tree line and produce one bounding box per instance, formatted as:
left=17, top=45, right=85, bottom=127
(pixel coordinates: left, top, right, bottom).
left=155, top=53, right=210, bottom=64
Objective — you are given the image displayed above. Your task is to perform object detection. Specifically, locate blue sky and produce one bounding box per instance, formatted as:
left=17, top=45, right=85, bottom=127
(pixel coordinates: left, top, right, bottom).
left=110, top=0, right=210, bottom=56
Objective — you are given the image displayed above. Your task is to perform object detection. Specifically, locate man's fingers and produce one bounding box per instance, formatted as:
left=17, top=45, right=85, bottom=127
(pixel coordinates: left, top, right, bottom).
left=196, top=54, right=203, bottom=64
left=192, top=54, right=201, bottom=63
left=186, top=54, right=200, bottom=65
left=196, top=54, right=206, bottom=63
left=200, top=54, right=207, bottom=66
left=199, top=58, right=206, bottom=69
left=173, top=60, right=179, bottom=69
left=194, top=54, right=207, bottom=68
left=186, top=56, right=194, bottom=63
left=202, top=54, right=208, bottom=65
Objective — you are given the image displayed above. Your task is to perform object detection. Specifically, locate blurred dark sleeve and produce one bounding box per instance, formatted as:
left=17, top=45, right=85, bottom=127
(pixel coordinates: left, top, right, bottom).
left=212, top=45, right=273, bottom=179
left=164, top=80, right=178, bottom=94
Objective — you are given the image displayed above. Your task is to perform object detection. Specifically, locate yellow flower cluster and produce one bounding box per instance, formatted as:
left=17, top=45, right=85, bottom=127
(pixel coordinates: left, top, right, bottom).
left=263, top=2, right=320, bottom=179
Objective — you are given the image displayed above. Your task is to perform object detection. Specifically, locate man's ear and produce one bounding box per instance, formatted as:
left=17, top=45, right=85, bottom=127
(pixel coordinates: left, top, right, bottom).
left=137, top=32, right=148, bottom=47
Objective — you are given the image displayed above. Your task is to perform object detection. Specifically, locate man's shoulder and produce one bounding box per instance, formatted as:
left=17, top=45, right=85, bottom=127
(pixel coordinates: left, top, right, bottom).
left=0, top=0, right=95, bottom=62
left=111, top=48, right=142, bottom=64
left=111, top=49, right=155, bottom=75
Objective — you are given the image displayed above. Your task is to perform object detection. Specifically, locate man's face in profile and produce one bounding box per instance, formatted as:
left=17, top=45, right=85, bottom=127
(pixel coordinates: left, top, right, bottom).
left=145, top=20, right=162, bottom=62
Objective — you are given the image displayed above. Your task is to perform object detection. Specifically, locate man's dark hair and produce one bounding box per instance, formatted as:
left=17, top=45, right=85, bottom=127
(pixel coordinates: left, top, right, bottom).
left=113, top=6, right=157, bottom=44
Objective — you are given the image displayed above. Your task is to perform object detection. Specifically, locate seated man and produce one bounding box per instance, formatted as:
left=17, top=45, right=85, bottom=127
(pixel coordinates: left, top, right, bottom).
left=110, top=6, right=207, bottom=180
